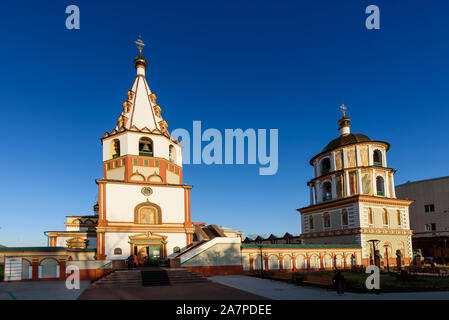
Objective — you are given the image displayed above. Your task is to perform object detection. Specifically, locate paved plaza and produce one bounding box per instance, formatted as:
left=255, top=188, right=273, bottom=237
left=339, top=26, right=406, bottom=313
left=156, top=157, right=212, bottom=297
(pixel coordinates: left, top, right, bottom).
left=0, top=281, right=91, bottom=300
left=2, top=275, right=449, bottom=300
left=210, top=275, right=449, bottom=300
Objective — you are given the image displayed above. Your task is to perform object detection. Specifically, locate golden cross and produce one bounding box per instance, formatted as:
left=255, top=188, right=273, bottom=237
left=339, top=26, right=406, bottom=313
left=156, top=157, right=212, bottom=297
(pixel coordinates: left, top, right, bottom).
left=340, top=103, right=347, bottom=117
left=135, top=35, right=145, bottom=55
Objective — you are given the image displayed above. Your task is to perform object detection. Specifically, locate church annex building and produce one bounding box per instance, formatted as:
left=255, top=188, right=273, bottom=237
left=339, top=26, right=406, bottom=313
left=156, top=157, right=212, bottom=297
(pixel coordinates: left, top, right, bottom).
left=0, top=41, right=413, bottom=282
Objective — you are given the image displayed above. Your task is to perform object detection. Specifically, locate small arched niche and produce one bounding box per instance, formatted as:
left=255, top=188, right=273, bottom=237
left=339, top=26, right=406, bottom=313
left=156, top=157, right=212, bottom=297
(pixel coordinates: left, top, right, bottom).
left=135, top=203, right=161, bottom=225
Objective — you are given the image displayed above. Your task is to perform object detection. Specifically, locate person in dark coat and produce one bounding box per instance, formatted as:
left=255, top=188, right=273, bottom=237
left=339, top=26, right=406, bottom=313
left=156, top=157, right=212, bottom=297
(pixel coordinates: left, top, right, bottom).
left=332, top=270, right=345, bottom=295
left=133, top=254, right=138, bottom=269
left=126, top=254, right=134, bottom=270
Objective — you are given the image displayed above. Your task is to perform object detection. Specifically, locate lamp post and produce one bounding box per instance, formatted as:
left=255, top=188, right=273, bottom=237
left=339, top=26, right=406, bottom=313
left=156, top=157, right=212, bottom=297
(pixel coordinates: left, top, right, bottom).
left=384, top=246, right=390, bottom=272
left=368, top=239, right=380, bottom=267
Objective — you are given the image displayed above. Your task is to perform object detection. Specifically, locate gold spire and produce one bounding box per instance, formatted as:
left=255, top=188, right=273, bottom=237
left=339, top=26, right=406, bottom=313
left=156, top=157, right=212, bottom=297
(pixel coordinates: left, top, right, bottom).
left=340, top=103, right=347, bottom=118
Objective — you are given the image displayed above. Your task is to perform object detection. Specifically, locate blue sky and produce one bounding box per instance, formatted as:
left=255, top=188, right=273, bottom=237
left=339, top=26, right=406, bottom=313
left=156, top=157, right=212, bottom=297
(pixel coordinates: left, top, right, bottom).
left=0, top=0, right=448, bottom=246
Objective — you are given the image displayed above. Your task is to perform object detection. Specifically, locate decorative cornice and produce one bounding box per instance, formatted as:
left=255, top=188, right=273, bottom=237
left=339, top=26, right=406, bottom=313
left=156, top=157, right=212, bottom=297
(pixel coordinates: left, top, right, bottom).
left=309, top=165, right=396, bottom=184
left=298, top=195, right=413, bottom=214
left=301, top=227, right=413, bottom=239
left=101, top=128, right=180, bottom=145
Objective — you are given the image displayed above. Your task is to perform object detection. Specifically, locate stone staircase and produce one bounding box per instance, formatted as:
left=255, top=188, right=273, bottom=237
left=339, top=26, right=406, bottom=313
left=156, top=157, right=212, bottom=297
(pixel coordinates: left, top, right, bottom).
left=141, top=268, right=210, bottom=286
left=90, top=268, right=211, bottom=288
left=91, top=270, right=143, bottom=288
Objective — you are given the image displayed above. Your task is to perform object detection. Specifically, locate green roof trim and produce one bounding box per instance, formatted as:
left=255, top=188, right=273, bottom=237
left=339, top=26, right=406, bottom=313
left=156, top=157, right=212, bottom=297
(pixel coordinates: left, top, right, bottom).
left=241, top=244, right=361, bottom=249
left=0, top=247, right=96, bottom=253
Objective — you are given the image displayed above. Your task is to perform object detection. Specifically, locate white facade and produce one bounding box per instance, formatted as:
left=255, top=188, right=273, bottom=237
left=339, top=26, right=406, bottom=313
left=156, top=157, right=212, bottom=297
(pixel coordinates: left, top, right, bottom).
left=105, top=184, right=185, bottom=223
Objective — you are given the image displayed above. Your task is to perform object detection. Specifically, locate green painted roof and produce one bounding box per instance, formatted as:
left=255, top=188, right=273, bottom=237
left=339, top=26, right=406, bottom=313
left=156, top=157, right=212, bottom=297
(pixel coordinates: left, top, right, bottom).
left=0, top=246, right=96, bottom=253
left=241, top=244, right=361, bottom=249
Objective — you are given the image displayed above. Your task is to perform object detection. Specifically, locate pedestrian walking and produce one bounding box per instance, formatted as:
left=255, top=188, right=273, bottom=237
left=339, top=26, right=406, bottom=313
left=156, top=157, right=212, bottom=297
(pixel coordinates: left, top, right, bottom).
left=332, top=270, right=345, bottom=295
left=126, top=254, right=134, bottom=270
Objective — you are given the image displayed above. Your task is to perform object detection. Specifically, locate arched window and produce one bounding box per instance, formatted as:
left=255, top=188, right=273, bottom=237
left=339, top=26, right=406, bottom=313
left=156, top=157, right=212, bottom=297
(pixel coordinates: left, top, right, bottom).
left=253, top=255, right=263, bottom=270
left=111, top=139, right=120, bottom=159
left=114, top=248, right=122, bottom=255
left=139, top=137, right=153, bottom=157
left=283, top=255, right=292, bottom=270
left=382, top=209, right=389, bottom=226
left=342, top=209, right=348, bottom=226
left=40, top=259, right=59, bottom=279
left=373, top=150, right=382, bottom=167
left=22, top=259, right=32, bottom=280
left=376, top=176, right=385, bottom=196
left=320, top=158, right=331, bottom=175
left=310, top=255, right=320, bottom=269
left=397, top=210, right=401, bottom=226
left=322, top=181, right=332, bottom=201
left=169, top=145, right=176, bottom=163
left=323, top=212, right=331, bottom=228
left=368, top=208, right=374, bottom=226
left=309, top=216, right=314, bottom=230
left=135, top=203, right=161, bottom=225
left=268, top=255, right=279, bottom=270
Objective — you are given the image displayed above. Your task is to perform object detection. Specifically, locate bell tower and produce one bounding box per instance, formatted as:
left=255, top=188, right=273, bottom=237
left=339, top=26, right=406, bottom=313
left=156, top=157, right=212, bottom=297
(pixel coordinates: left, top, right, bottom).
left=298, top=105, right=414, bottom=267
left=95, top=37, right=194, bottom=261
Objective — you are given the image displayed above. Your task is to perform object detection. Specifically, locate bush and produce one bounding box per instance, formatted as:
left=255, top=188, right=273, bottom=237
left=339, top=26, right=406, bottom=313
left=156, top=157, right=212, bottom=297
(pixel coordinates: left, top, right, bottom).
left=292, top=273, right=306, bottom=285
left=396, top=270, right=413, bottom=281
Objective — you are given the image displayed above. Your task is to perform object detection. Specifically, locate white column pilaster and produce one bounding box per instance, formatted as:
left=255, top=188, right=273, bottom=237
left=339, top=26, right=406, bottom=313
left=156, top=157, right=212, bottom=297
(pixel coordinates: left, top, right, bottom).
left=368, top=145, right=373, bottom=166
left=385, top=172, right=390, bottom=198
left=342, top=150, right=347, bottom=169
left=390, top=173, right=396, bottom=198
left=344, top=170, right=350, bottom=197
left=372, top=169, right=377, bottom=196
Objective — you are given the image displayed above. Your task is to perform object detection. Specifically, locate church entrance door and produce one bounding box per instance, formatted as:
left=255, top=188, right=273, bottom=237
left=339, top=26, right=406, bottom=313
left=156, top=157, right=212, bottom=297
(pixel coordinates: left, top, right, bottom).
left=135, top=245, right=163, bottom=265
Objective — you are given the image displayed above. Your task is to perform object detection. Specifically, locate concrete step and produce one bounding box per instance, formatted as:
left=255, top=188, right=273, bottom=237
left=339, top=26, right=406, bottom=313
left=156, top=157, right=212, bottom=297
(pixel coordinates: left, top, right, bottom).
left=141, top=269, right=210, bottom=286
